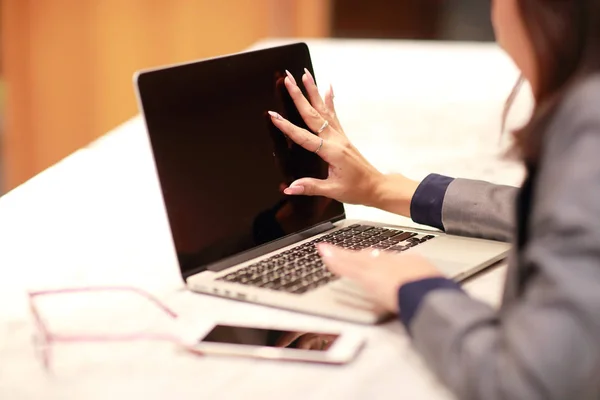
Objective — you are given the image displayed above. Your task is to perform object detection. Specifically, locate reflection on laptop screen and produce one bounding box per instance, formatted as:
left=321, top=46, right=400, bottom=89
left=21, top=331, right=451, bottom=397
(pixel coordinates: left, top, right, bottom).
left=136, top=43, right=345, bottom=278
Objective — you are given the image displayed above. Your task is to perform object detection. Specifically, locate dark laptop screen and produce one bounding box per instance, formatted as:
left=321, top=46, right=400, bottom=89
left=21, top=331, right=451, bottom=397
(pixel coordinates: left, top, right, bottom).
left=136, top=43, right=345, bottom=278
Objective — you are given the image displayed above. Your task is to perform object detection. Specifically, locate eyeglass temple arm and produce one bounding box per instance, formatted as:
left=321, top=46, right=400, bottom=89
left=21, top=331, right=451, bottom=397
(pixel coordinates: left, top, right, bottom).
left=27, top=286, right=179, bottom=318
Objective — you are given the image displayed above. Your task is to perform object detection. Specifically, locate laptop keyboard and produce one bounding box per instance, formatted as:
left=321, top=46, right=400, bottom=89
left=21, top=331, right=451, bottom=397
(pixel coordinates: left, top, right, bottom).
left=217, top=224, right=436, bottom=295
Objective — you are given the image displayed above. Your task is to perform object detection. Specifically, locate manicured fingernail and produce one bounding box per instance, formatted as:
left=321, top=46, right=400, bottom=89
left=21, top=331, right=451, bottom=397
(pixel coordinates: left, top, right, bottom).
left=285, top=70, right=297, bottom=85
left=268, top=111, right=282, bottom=120
left=284, top=185, right=305, bottom=195
left=304, top=68, right=315, bottom=85
left=329, top=84, right=335, bottom=99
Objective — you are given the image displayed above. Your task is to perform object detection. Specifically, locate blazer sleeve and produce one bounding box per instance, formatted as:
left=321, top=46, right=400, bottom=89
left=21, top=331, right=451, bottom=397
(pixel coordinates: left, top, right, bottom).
left=404, top=80, right=600, bottom=400
left=411, top=175, right=518, bottom=242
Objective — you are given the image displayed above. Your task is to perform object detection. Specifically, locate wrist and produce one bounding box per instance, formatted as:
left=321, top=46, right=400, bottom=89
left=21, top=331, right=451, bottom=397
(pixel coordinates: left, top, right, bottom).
left=369, top=174, right=420, bottom=217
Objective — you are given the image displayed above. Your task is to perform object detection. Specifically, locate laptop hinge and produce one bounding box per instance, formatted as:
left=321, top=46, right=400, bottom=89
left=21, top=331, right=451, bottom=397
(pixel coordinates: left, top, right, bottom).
left=183, top=221, right=337, bottom=279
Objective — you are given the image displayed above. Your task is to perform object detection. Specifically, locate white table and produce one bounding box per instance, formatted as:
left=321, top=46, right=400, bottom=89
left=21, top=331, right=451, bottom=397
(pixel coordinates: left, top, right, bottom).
left=0, top=39, right=529, bottom=399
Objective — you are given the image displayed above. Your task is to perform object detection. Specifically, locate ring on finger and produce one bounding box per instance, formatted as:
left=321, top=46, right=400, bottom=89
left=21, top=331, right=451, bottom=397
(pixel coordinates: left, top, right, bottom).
left=317, top=120, right=329, bottom=135
left=314, top=138, right=324, bottom=154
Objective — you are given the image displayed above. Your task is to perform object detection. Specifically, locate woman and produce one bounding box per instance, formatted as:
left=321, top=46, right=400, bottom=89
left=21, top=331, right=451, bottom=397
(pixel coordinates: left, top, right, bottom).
left=268, top=0, right=600, bottom=398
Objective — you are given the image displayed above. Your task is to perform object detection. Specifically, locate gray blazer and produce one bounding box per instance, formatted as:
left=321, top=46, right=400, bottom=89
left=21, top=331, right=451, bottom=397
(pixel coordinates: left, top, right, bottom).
left=411, top=76, right=600, bottom=399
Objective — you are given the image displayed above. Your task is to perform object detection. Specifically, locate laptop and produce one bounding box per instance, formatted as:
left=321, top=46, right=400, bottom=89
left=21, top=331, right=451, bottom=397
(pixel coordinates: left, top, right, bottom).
left=133, top=43, right=510, bottom=324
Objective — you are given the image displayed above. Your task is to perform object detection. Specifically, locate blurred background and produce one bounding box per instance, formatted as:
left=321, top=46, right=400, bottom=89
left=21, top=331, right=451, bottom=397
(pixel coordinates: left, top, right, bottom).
left=0, top=0, right=492, bottom=195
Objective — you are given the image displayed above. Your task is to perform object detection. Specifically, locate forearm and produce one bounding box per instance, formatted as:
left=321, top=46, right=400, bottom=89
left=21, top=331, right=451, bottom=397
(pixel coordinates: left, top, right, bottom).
left=373, top=173, right=518, bottom=242
left=369, top=173, right=420, bottom=218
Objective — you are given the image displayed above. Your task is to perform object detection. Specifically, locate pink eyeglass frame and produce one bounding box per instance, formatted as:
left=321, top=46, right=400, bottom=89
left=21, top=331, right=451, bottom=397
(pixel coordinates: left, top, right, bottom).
left=27, top=286, right=182, bottom=371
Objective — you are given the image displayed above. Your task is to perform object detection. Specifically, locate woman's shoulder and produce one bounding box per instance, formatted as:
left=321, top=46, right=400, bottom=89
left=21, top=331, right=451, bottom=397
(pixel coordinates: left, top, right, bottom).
left=532, top=75, right=600, bottom=227
left=545, top=74, right=600, bottom=151
left=553, top=74, right=600, bottom=128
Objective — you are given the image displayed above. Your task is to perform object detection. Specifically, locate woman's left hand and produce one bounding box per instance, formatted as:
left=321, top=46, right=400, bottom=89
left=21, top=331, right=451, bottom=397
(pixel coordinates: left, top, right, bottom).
left=318, top=244, right=442, bottom=313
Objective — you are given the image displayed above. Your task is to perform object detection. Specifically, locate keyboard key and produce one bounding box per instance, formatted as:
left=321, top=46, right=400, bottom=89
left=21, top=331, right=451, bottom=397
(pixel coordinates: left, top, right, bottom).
left=373, top=243, right=391, bottom=249
left=379, top=229, right=403, bottom=238
left=371, top=236, right=388, bottom=243
left=393, top=232, right=418, bottom=242
left=352, top=225, right=374, bottom=232
left=388, top=245, right=410, bottom=252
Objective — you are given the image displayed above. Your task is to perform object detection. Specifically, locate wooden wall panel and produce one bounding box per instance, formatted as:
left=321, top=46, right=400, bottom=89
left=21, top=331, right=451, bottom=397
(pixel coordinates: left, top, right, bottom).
left=2, top=1, right=35, bottom=188
left=88, top=0, right=273, bottom=155
left=1, top=0, right=331, bottom=192
left=331, top=0, right=440, bottom=39
left=28, top=2, right=95, bottom=177
left=294, top=0, right=332, bottom=37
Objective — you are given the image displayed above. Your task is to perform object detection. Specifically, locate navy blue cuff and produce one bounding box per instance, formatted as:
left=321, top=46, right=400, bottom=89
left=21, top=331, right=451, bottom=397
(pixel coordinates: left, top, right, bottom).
left=410, top=174, right=454, bottom=231
left=398, top=277, right=463, bottom=332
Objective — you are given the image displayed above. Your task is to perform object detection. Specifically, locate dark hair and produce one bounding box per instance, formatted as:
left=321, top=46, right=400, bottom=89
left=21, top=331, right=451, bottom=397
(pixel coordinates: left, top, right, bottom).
left=505, top=0, right=600, bottom=164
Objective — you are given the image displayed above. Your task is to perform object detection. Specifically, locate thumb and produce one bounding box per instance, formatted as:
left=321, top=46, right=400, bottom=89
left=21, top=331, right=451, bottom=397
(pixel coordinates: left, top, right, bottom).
left=284, top=178, right=334, bottom=197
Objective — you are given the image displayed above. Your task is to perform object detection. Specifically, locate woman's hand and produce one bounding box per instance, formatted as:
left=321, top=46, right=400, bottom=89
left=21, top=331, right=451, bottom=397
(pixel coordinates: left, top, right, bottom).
left=268, top=70, right=420, bottom=217
left=317, top=243, right=442, bottom=313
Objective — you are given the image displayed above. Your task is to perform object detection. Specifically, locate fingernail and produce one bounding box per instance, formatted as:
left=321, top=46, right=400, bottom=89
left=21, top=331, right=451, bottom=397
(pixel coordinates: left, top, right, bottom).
left=285, top=70, right=297, bottom=85
left=304, top=68, right=315, bottom=85
left=268, top=111, right=282, bottom=120
left=284, top=185, right=305, bottom=195
left=329, top=84, right=335, bottom=99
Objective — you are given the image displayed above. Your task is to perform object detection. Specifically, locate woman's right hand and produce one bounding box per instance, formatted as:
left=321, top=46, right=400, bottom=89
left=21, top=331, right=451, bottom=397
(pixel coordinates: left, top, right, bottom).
left=268, top=70, right=420, bottom=218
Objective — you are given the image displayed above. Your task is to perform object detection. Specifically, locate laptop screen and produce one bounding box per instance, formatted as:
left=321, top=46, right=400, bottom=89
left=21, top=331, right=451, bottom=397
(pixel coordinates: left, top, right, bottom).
left=136, top=43, right=345, bottom=278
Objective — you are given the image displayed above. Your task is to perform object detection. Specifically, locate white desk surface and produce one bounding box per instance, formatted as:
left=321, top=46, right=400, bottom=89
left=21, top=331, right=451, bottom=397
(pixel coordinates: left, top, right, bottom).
left=0, top=39, right=528, bottom=399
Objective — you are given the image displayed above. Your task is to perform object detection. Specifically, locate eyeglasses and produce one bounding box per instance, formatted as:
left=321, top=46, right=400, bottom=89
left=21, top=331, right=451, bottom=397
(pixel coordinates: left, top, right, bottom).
left=27, top=286, right=183, bottom=372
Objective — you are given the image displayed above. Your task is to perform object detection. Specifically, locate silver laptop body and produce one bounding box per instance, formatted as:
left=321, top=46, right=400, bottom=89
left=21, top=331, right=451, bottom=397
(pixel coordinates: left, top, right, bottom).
left=134, top=43, right=509, bottom=324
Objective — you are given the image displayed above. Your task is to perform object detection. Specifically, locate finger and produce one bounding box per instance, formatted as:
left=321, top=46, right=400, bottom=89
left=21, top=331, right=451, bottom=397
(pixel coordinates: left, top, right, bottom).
left=284, top=178, right=336, bottom=197
left=301, top=69, right=328, bottom=117
left=284, top=69, right=297, bottom=85
left=298, top=69, right=341, bottom=135
left=268, top=111, right=333, bottom=162
left=322, top=84, right=344, bottom=134
left=284, top=74, right=331, bottom=136
left=325, top=82, right=334, bottom=104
